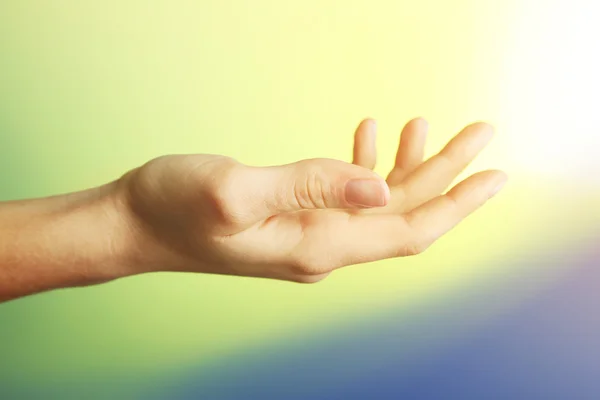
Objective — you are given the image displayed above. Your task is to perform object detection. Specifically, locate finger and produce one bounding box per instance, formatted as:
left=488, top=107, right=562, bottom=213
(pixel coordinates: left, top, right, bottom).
left=352, top=119, right=377, bottom=169
left=386, top=118, right=428, bottom=185
left=315, top=169, right=506, bottom=269
left=240, top=158, right=391, bottom=224
left=376, top=121, right=494, bottom=214
left=402, top=169, right=507, bottom=244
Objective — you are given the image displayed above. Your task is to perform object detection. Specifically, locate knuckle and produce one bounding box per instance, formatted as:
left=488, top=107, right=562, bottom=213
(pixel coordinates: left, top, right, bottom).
left=293, top=160, right=332, bottom=209
left=403, top=240, right=431, bottom=257
left=290, top=273, right=330, bottom=284
left=204, top=159, right=247, bottom=224
left=436, top=151, right=458, bottom=170
left=289, top=253, right=333, bottom=277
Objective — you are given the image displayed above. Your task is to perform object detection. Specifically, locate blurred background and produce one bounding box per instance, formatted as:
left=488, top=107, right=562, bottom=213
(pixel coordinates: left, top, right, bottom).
left=1, top=0, right=599, bottom=398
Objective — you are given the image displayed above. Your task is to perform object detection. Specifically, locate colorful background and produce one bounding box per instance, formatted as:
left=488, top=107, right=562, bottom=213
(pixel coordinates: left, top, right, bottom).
left=1, top=0, right=599, bottom=398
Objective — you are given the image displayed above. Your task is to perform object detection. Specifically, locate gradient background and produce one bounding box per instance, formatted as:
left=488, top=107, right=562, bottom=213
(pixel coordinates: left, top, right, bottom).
left=1, top=0, right=599, bottom=399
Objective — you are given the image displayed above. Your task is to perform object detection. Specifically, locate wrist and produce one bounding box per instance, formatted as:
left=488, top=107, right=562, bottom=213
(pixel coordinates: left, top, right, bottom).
left=42, top=180, right=143, bottom=286
left=114, top=167, right=190, bottom=275
left=80, top=179, right=146, bottom=281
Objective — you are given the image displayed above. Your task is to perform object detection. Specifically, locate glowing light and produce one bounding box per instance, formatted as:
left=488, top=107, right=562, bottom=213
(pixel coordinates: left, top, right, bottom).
left=502, top=1, right=600, bottom=183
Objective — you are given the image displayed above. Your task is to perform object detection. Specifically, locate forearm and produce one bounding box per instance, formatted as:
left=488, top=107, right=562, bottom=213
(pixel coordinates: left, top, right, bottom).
left=0, top=180, right=139, bottom=302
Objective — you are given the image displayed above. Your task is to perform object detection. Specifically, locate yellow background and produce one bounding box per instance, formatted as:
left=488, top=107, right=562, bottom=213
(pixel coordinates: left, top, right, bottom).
left=0, top=0, right=598, bottom=394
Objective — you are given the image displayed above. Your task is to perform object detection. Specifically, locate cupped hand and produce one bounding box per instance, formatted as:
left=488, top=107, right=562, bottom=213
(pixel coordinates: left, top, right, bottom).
left=119, top=119, right=506, bottom=283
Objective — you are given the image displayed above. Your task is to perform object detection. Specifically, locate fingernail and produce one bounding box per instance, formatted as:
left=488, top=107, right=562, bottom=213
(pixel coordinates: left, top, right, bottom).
left=345, top=179, right=388, bottom=207
left=368, top=119, right=377, bottom=139
left=414, top=117, right=428, bottom=129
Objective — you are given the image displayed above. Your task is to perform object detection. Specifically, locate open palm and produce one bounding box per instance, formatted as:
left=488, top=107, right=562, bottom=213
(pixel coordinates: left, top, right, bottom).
left=124, top=118, right=506, bottom=283
left=201, top=119, right=505, bottom=282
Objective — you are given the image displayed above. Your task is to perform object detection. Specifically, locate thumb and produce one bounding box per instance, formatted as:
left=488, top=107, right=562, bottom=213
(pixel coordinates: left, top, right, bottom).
left=246, top=158, right=390, bottom=219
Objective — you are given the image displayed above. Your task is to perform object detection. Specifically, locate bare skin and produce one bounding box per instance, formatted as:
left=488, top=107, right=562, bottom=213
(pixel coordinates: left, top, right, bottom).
left=0, top=118, right=506, bottom=302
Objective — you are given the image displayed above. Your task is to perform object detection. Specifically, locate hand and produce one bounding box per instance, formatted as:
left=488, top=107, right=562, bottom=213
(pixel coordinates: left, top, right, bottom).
left=119, top=119, right=507, bottom=283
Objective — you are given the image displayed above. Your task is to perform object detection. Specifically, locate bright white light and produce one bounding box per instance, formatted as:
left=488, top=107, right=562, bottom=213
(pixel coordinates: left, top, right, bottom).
left=502, top=1, right=600, bottom=183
